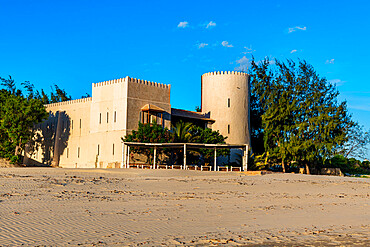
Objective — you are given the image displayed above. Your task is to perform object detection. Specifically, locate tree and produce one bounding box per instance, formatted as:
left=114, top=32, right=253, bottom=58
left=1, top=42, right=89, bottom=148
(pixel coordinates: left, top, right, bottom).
left=250, top=58, right=354, bottom=174
left=172, top=120, right=193, bottom=143
left=121, top=122, right=173, bottom=164
left=188, top=126, right=229, bottom=164
left=0, top=89, right=48, bottom=163
left=337, top=123, right=370, bottom=159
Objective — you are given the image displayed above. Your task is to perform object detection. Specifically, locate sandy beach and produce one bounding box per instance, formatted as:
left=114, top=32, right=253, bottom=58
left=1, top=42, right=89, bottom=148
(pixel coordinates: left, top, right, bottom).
left=0, top=168, right=369, bottom=246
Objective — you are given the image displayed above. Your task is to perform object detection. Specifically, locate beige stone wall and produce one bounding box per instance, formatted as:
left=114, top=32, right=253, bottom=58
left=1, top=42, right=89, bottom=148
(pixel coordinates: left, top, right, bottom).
left=127, top=77, right=171, bottom=131
left=201, top=71, right=250, bottom=146
left=27, top=76, right=171, bottom=168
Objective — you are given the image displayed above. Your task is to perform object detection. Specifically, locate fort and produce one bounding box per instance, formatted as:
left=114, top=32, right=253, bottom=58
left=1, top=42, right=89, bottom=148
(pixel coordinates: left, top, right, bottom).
left=24, top=72, right=251, bottom=168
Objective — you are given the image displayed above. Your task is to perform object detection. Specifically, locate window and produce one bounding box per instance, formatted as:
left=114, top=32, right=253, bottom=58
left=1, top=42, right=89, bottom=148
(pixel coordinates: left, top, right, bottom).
left=107, top=112, right=109, bottom=123
left=99, top=113, right=101, bottom=124
left=228, top=98, right=230, bottom=108
left=112, top=143, right=115, bottom=155
left=79, top=119, right=81, bottom=129
left=78, top=147, right=80, bottom=158
left=97, top=144, right=100, bottom=155
left=228, top=124, right=230, bottom=134
left=114, top=111, right=116, bottom=122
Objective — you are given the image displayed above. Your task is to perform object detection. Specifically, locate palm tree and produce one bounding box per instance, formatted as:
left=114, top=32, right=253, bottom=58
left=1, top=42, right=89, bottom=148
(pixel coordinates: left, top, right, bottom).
left=172, top=121, right=193, bottom=143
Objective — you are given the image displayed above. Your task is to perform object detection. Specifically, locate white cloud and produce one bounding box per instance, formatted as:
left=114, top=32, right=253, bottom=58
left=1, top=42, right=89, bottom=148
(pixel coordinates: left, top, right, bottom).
left=326, top=58, right=335, bottom=64
left=234, top=56, right=250, bottom=71
left=242, top=46, right=255, bottom=54
left=328, top=79, right=345, bottom=86
left=288, top=26, right=307, bottom=33
left=197, top=43, right=208, bottom=49
left=177, top=21, right=189, bottom=28
left=221, top=41, right=233, bottom=47
left=290, top=49, right=297, bottom=53
left=206, top=21, right=216, bottom=28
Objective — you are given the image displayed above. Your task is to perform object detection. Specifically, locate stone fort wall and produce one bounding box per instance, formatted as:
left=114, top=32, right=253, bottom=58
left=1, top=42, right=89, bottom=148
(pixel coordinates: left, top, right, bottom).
left=27, top=76, right=171, bottom=168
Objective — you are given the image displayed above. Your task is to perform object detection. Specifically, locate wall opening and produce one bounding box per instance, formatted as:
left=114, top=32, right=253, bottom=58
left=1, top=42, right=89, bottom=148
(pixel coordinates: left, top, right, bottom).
left=112, top=143, right=115, bottom=155
left=228, top=98, right=230, bottom=108
left=99, top=113, right=101, bottom=124
left=114, top=111, right=116, bottom=122
left=78, top=147, right=80, bottom=158
left=79, top=119, right=81, bottom=129
left=97, top=144, right=100, bottom=155
left=107, top=112, right=109, bottom=123
left=228, top=124, right=230, bottom=134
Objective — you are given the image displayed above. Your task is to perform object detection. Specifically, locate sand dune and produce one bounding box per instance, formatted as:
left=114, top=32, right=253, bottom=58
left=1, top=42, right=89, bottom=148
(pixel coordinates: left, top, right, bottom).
left=0, top=168, right=369, bottom=246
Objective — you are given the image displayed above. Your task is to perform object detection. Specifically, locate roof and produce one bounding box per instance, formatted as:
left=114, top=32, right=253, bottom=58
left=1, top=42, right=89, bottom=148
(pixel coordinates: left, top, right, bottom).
left=123, top=142, right=248, bottom=149
left=141, top=104, right=165, bottom=112
left=171, top=108, right=215, bottom=122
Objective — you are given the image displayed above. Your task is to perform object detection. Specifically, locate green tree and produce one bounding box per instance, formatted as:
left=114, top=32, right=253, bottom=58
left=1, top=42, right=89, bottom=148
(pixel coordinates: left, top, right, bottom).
left=0, top=89, right=48, bottom=163
left=250, top=58, right=354, bottom=174
left=121, top=122, right=174, bottom=164
left=189, top=126, right=229, bottom=164
left=172, top=120, right=193, bottom=142
left=337, top=123, right=370, bottom=159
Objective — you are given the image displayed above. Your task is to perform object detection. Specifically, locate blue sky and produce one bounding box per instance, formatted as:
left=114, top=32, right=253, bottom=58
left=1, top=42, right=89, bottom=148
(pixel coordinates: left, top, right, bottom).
left=1, top=0, right=369, bottom=158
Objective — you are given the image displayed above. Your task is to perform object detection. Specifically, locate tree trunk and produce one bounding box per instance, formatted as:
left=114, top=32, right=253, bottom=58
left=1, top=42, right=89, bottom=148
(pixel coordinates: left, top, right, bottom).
left=305, top=163, right=310, bottom=175
left=281, top=160, right=286, bottom=173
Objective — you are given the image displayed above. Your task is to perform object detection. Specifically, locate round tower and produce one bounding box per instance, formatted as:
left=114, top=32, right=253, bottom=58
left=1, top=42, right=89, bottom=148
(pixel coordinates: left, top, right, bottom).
left=201, top=71, right=250, bottom=145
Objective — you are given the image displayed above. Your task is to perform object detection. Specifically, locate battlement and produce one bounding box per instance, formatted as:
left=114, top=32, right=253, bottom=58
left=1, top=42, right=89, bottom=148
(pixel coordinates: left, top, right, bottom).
left=92, top=76, right=170, bottom=89
left=46, top=97, right=92, bottom=108
left=202, top=71, right=249, bottom=77
left=128, top=77, right=171, bottom=89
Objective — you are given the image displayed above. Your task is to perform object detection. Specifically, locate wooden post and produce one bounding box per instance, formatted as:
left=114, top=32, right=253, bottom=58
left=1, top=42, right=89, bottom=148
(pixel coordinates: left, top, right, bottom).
left=127, top=146, right=130, bottom=168
left=153, top=146, right=157, bottom=169
left=243, top=145, right=248, bottom=171
left=122, top=143, right=125, bottom=168
left=183, top=144, right=187, bottom=168
left=214, top=147, right=217, bottom=171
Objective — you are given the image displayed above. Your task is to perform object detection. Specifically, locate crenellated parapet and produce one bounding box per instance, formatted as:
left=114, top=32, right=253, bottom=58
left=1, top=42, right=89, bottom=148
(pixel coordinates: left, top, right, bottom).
left=45, top=97, right=92, bottom=108
left=201, top=71, right=249, bottom=77
left=92, top=76, right=170, bottom=89
left=127, top=76, right=171, bottom=89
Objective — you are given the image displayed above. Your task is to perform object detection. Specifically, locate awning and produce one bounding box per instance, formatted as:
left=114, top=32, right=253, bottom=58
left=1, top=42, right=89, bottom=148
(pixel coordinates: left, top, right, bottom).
left=141, top=104, right=165, bottom=112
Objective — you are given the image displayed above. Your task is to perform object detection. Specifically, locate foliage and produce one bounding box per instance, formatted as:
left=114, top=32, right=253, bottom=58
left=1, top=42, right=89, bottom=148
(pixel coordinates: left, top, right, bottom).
left=324, top=155, right=370, bottom=174
left=122, top=121, right=229, bottom=165
left=172, top=121, right=193, bottom=142
left=336, top=123, right=370, bottom=159
left=0, top=75, right=71, bottom=164
left=188, top=125, right=229, bottom=163
left=121, top=122, right=173, bottom=163
left=0, top=89, right=48, bottom=163
left=249, top=58, right=354, bottom=173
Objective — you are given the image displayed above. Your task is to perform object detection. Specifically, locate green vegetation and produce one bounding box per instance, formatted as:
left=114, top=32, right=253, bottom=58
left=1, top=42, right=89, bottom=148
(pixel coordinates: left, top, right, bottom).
left=249, top=58, right=370, bottom=174
left=0, top=75, right=71, bottom=164
left=122, top=121, right=228, bottom=165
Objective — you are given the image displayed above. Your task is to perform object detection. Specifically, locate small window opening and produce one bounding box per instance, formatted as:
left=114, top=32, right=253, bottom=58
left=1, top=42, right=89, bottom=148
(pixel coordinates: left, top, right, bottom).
left=97, top=144, right=100, bottom=155
left=228, top=98, right=230, bottom=108
left=99, top=113, right=101, bottom=124
left=107, top=112, right=109, bottom=123
left=228, top=124, right=230, bottom=134
left=114, top=111, right=116, bottom=122
left=112, top=143, right=115, bottom=155
left=78, top=147, right=80, bottom=158
left=79, top=119, right=81, bottom=129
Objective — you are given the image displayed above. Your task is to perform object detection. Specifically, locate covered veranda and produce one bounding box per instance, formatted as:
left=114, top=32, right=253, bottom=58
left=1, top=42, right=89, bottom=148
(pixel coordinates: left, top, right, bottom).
left=122, top=142, right=249, bottom=171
